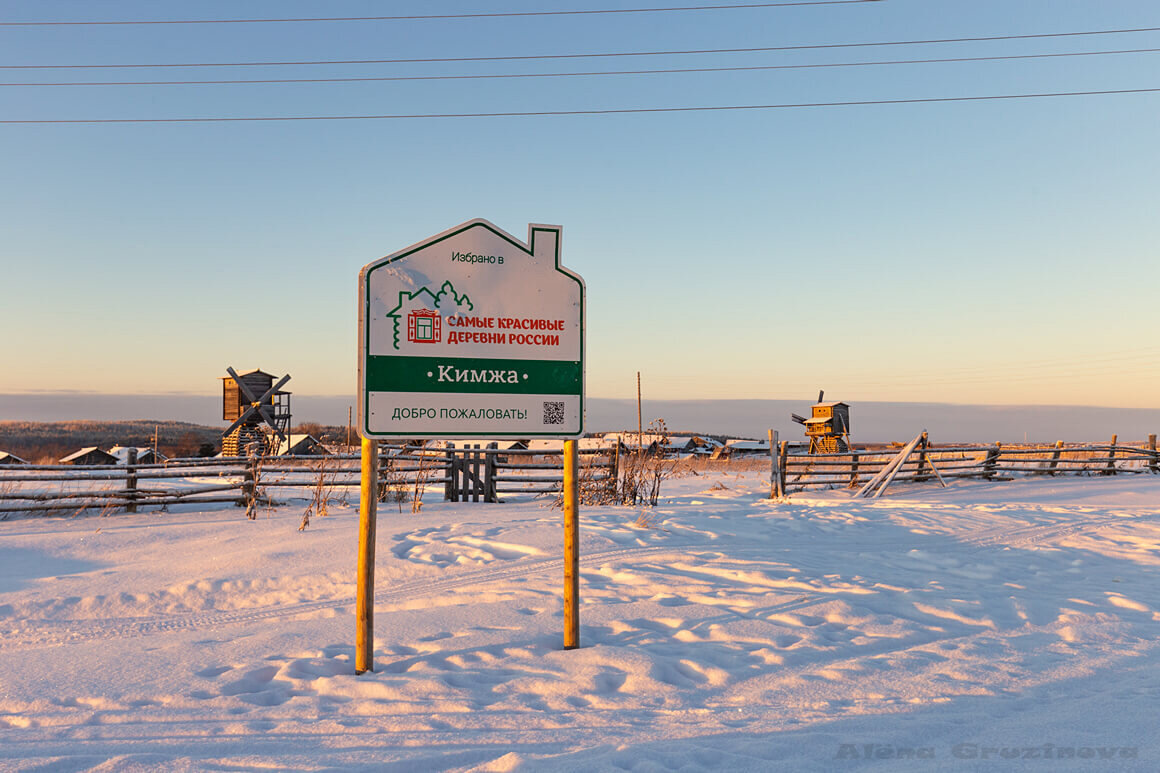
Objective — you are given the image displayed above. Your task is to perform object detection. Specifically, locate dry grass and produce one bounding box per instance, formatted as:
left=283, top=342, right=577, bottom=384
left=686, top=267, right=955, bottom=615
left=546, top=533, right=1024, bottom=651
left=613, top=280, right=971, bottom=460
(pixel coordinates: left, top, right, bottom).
left=410, top=452, right=437, bottom=514
left=378, top=456, right=412, bottom=512
left=299, top=464, right=337, bottom=531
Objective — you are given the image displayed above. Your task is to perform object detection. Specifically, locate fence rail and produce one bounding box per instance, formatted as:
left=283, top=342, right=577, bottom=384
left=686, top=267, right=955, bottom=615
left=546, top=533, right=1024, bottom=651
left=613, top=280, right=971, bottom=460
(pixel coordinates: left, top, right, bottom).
left=0, top=444, right=618, bottom=515
left=3, top=436, right=1158, bottom=516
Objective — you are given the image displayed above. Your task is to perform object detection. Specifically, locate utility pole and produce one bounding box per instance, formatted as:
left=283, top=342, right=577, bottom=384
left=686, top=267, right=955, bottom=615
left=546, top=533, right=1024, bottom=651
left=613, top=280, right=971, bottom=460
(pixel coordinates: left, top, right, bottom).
left=636, top=371, right=642, bottom=453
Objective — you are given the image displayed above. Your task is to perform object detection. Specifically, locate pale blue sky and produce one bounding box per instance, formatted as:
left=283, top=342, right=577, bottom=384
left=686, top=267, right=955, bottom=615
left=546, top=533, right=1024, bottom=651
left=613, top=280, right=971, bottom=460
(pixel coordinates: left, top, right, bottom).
left=2, top=0, right=1157, bottom=409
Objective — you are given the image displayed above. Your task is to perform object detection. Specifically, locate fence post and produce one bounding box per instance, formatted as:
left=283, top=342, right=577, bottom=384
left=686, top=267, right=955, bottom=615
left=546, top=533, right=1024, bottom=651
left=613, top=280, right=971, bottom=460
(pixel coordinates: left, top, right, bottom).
left=608, top=442, right=620, bottom=500
left=485, top=443, right=497, bottom=503
left=849, top=447, right=860, bottom=489
left=468, top=445, right=478, bottom=502
left=1047, top=440, right=1064, bottom=476
left=915, top=431, right=929, bottom=482
left=242, top=445, right=258, bottom=518
left=777, top=441, right=788, bottom=497
left=1102, top=434, right=1118, bottom=475
left=376, top=447, right=389, bottom=503
left=125, top=448, right=138, bottom=513
left=444, top=446, right=456, bottom=501
left=458, top=446, right=470, bottom=502
left=983, top=443, right=1001, bottom=480
left=1149, top=434, right=1158, bottom=474
left=768, top=429, right=779, bottom=499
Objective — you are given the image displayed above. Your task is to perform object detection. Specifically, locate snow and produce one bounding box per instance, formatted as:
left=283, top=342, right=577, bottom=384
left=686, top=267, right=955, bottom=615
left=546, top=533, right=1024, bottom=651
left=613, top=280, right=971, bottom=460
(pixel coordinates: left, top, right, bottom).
left=2, top=472, right=1159, bottom=771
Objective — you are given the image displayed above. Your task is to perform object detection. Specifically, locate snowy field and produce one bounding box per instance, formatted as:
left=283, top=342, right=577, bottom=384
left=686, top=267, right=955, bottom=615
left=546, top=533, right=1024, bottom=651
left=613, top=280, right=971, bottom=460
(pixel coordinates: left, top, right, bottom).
left=2, top=470, right=1159, bottom=772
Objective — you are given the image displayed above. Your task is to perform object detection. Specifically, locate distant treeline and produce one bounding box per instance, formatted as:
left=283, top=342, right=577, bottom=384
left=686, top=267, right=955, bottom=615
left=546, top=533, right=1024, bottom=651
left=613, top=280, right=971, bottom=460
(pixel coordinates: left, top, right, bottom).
left=0, top=417, right=740, bottom=464
left=0, top=421, right=221, bottom=463
left=0, top=420, right=357, bottom=464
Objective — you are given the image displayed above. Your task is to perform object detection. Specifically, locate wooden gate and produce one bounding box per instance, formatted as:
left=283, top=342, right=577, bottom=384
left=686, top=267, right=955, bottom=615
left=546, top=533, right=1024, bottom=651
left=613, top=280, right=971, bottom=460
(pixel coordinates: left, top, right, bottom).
left=444, top=443, right=498, bottom=502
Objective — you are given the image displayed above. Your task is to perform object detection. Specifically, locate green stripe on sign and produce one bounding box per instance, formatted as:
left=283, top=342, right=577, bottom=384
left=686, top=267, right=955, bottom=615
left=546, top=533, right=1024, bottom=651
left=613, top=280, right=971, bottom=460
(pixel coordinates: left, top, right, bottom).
left=367, top=355, right=581, bottom=395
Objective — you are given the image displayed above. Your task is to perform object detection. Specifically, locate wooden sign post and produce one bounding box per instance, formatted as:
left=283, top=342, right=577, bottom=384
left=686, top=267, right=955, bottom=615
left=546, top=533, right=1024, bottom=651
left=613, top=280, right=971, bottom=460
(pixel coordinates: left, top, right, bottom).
left=356, top=437, right=378, bottom=674
left=563, top=439, right=580, bottom=649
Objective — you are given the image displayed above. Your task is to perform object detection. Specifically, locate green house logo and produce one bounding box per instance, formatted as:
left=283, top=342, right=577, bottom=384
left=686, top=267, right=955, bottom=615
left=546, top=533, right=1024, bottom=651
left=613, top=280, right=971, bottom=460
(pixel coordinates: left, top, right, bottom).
left=384, top=280, right=473, bottom=351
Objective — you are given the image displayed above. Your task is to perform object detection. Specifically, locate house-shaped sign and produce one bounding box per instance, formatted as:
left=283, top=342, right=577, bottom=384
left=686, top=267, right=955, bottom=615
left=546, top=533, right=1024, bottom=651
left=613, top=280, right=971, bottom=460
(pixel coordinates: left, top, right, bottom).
left=359, top=219, right=584, bottom=438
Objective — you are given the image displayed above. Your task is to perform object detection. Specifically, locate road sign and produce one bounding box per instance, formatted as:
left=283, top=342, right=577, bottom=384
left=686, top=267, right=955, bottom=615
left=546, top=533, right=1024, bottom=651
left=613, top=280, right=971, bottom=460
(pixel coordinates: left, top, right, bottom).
left=359, top=219, right=585, bottom=438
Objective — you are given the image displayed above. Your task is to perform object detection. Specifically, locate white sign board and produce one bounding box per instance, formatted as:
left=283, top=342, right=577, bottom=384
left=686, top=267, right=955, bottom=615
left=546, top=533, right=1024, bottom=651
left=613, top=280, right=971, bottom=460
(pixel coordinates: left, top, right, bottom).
left=358, top=219, right=585, bottom=438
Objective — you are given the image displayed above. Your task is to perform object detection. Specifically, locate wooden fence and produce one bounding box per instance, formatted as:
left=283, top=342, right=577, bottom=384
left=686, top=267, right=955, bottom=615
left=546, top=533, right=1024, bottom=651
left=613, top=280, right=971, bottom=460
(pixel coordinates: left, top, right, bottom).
left=3, top=435, right=1157, bottom=516
left=772, top=434, right=1160, bottom=495
left=0, top=444, right=617, bottom=516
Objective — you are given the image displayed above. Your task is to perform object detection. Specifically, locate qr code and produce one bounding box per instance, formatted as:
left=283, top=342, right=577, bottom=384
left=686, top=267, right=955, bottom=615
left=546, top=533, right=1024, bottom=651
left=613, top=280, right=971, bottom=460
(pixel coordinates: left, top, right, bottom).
left=543, top=401, right=565, bottom=425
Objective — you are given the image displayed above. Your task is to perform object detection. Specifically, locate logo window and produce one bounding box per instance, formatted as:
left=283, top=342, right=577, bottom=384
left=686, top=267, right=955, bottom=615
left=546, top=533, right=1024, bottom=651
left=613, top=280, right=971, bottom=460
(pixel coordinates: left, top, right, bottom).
left=407, top=310, right=441, bottom=344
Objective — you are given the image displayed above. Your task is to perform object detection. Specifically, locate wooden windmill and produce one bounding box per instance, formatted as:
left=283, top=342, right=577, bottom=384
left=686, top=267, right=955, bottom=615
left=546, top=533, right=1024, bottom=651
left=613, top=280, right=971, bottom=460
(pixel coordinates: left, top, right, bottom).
left=791, top=390, right=851, bottom=454
left=220, top=367, right=291, bottom=456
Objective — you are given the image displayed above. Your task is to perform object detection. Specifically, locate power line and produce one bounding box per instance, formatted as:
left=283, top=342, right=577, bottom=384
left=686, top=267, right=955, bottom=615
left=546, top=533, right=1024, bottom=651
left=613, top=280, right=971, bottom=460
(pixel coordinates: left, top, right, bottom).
left=4, top=26, right=1158, bottom=69
left=3, top=87, right=1157, bottom=124
left=0, top=1, right=882, bottom=26
left=5, top=48, right=1156, bottom=87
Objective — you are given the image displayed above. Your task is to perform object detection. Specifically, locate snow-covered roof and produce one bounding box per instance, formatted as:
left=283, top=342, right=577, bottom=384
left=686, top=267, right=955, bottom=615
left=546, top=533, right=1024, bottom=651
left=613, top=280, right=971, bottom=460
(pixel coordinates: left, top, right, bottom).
left=274, top=434, right=328, bottom=456
left=804, top=417, right=832, bottom=425
left=601, top=432, right=666, bottom=447
left=220, top=368, right=276, bottom=380
left=0, top=451, right=28, bottom=464
left=60, top=446, right=116, bottom=463
left=816, top=401, right=848, bottom=408
left=725, top=440, right=769, bottom=452
left=527, top=438, right=611, bottom=453
left=108, top=446, right=167, bottom=463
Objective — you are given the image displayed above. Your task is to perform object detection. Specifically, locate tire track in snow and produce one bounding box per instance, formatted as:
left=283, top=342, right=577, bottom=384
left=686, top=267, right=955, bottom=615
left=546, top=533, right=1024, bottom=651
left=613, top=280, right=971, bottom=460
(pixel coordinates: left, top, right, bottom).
left=955, top=513, right=1154, bottom=549
left=0, top=544, right=675, bottom=650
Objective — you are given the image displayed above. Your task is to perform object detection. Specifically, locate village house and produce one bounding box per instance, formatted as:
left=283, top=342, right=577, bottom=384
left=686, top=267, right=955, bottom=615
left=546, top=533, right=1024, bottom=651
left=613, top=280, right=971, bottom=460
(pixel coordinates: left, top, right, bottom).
left=109, top=446, right=168, bottom=465
left=274, top=434, right=330, bottom=456
left=599, top=432, right=666, bottom=455
left=59, top=447, right=119, bottom=466
left=527, top=438, right=613, bottom=457
left=724, top=439, right=770, bottom=456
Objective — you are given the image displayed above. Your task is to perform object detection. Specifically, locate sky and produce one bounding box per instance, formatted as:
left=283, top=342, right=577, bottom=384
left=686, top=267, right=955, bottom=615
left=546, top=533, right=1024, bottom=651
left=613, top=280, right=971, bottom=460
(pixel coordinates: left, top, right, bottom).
left=2, top=0, right=1158, bottom=411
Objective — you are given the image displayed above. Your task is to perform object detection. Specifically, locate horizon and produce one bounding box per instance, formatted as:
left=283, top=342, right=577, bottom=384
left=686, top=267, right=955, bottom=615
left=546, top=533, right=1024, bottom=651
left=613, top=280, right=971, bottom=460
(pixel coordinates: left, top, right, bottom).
left=4, top=389, right=1159, bottom=411
left=5, top=392, right=1159, bottom=445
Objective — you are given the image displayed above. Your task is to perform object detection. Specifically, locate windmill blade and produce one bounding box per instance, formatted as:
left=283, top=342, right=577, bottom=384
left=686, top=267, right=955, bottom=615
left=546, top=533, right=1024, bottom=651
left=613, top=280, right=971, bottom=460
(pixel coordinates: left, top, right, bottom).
left=223, top=402, right=262, bottom=437
left=817, top=390, right=825, bottom=403
left=253, top=374, right=292, bottom=406
left=227, top=368, right=290, bottom=408
left=791, top=413, right=807, bottom=425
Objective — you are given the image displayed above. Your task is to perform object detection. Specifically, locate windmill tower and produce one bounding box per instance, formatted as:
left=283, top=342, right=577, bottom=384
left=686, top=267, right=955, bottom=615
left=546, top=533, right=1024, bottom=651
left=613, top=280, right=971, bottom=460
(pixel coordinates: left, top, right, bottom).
left=220, top=367, right=291, bottom=456
left=791, top=390, right=851, bottom=454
